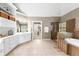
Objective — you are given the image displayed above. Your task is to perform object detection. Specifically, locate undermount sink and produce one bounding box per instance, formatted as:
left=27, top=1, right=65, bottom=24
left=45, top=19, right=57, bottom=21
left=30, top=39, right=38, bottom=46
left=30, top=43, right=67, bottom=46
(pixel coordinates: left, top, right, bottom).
left=58, top=32, right=73, bottom=38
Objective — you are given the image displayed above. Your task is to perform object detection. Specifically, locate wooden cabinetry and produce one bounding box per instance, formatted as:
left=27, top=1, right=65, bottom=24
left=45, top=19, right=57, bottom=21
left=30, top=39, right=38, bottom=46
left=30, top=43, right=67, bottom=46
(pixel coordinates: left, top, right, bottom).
left=51, top=32, right=57, bottom=39
left=68, top=44, right=79, bottom=56
left=59, top=19, right=75, bottom=33
left=0, top=11, right=8, bottom=19
left=66, top=19, right=75, bottom=33
left=0, top=11, right=15, bottom=21
left=57, top=34, right=68, bottom=54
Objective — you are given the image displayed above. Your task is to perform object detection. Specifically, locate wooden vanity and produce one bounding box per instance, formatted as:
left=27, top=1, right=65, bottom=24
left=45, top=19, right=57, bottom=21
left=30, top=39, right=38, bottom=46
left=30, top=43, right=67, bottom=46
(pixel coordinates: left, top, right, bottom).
left=57, top=33, right=67, bottom=54
left=68, top=44, right=79, bottom=56
left=57, top=32, right=73, bottom=54
left=57, top=18, right=75, bottom=55
left=57, top=37, right=68, bottom=54
left=65, top=38, right=79, bottom=56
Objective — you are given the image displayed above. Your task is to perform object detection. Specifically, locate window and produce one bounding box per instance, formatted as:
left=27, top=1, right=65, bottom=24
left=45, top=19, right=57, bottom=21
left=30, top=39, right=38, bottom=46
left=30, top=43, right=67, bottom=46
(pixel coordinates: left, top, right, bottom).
left=20, top=24, right=28, bottom=32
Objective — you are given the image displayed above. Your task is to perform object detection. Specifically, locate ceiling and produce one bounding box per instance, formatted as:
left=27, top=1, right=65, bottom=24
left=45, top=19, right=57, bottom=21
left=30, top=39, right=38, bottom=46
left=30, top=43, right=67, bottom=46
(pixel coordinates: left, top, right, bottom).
left=14, top=3, right=79, bottom=17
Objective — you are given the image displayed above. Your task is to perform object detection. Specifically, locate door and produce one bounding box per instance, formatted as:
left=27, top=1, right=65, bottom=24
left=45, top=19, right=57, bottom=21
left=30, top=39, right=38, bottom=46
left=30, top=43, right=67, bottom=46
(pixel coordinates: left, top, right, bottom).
left=32, top=21, right=42, bottom=40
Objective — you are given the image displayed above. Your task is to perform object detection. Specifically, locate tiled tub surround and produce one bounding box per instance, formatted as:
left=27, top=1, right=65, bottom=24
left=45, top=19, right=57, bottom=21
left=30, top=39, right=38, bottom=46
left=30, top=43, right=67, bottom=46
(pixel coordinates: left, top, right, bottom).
left=0, top=32, right=31, bottom=56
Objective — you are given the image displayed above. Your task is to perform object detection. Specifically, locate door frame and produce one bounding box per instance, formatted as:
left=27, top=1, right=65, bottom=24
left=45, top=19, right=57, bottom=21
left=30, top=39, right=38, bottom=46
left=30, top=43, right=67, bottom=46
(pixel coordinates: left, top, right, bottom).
left=32, top=21, right=42, bottom=40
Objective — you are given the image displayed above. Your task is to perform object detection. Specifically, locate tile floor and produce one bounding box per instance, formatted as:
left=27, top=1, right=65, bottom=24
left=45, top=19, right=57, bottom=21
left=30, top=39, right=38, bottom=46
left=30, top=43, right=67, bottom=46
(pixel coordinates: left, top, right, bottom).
left=7, top=39, right=67, bottom=56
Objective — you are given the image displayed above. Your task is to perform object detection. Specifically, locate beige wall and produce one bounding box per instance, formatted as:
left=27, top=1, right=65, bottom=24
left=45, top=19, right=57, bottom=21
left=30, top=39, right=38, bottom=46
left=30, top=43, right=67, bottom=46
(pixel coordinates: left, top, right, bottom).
left=28, top=17, right=60, bottom=39
left=61, top=8, right=79, bottom=31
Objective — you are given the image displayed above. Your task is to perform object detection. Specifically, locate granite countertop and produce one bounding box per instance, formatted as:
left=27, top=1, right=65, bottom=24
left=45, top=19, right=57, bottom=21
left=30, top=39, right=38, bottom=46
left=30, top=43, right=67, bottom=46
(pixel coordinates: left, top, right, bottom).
left=65, top=38, right=79, bottom=48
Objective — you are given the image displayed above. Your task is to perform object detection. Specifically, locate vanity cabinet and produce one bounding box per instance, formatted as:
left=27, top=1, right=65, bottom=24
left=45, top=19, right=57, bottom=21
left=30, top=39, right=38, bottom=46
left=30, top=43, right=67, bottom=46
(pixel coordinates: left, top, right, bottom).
left=57, top=32, right=73, bottom=54
left=4, top=35, right=19, bottom=55
left=18, top=33, right=31, bottom=44
left=4, top=37, right=11, bottom=55
left=0, top=35, right=19, bottom=55
left=0, top=32, right=31, bottom=56
left=65, top=38, right=79, bottom=56
left=9, top=35, right=18, bottom=51
left=0, top=40, right=5, bottom=56
left=57, top=34, right=68, bottom=54
left=57, top=38, right=68, bottom=54
left=68, top=44, right=79, bottom=56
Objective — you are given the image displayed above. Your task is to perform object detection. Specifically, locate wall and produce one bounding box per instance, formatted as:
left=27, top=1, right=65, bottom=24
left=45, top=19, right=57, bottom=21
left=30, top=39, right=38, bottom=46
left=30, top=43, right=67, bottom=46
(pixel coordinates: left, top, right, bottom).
left=61, top=8, right=79, bottom=31
left=28, top=17, right=60, bottom=39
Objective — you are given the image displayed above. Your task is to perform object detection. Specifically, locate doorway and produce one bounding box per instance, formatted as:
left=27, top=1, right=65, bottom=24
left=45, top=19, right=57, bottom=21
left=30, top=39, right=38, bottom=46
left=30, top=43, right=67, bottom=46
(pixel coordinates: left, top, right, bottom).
left=32, top=21, right=42, bottom=40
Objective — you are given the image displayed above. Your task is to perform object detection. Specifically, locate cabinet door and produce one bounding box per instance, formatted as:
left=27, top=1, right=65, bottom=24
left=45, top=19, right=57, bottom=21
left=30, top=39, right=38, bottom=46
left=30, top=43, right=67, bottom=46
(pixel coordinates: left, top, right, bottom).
left=9, top=36, right=16, bottom=50
left=0, top=41, right=5, bottom=56
left=57, top=38, right=59, bottom=48
left=60, top=39, right=68, bottom=54
left=60, top=39, right=63, bottom=50
left=51, top=32, right=57, bottom=39
left=63, top=41, right=67, bottom=53
left=19, top=33, right=31, bottom=44
left=27, top=33, right=31, bottom=41
left=4, top=38, right=10, bottom=55
left=24, top=33, right=31, bottom=42
left=19, top=35, right=24, bottom=44
left=15, top=35, right=19, bottom=46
